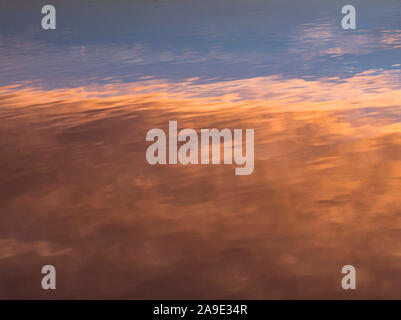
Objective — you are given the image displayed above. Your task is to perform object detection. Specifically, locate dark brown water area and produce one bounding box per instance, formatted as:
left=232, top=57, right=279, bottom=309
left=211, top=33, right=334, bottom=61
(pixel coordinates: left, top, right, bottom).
left=1, top=72, right=401, bottom=298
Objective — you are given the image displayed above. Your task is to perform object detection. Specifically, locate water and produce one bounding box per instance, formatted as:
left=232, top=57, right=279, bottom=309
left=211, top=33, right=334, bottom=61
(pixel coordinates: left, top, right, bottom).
left=1, top=0, right=401, bottom=298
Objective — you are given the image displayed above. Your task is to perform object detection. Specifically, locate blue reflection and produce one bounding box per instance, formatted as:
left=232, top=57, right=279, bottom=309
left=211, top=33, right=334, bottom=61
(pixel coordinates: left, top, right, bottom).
left=0, top=0, right=400, bottom=88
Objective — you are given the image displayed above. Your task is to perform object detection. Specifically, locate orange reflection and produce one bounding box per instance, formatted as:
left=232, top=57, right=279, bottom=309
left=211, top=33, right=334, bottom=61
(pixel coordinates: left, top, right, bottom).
left=1, top=71, right=401, bottom=299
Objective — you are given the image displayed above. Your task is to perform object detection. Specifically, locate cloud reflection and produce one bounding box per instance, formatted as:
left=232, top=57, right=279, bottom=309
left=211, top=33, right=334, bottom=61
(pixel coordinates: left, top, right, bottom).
left=1, top=71, right=401, bottom=298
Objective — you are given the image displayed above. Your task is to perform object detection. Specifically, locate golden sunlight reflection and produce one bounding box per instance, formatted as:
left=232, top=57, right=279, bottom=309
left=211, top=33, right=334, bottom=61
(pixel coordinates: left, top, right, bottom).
left=1, top=71, right=401, bottom=299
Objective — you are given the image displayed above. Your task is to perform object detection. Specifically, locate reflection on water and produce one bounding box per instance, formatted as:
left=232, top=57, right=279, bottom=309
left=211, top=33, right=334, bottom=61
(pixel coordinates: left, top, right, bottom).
left=1, top=0, right=401, bottom=88
left=1, top=0, right=401, bottom=299
left=1, top=72, right=401, bottom=299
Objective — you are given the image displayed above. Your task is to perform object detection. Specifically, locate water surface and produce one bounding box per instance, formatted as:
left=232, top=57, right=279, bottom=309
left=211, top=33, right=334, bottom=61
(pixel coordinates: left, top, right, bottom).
left=1, top=0, right=401, bottom=299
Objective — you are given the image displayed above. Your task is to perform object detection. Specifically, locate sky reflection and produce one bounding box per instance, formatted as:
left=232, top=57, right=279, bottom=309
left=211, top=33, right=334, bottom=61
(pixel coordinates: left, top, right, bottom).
left=1, top=69, right=401, bottom=298
left=1, top=0, right=401, bottom=299
left=1, top=0, right=401, bottom=88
